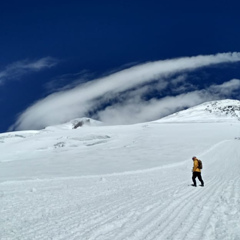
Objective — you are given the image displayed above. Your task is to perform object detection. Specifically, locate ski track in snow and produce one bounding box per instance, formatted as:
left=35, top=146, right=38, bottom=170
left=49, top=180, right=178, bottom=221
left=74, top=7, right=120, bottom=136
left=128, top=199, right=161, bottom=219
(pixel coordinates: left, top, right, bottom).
left=1, top=138, right=240, bottom=240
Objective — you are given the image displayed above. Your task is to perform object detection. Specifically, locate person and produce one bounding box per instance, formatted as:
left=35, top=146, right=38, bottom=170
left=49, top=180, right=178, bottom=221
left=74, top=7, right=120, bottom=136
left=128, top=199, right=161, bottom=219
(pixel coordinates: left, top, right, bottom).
left=191, top=156, right=204, bottom=187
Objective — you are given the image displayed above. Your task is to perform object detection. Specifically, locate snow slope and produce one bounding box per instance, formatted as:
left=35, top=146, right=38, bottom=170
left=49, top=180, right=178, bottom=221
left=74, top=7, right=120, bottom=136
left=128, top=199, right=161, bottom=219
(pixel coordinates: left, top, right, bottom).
left=158, top=99, right=240, bottom=123
left=1, top=101, right=240, bottom=240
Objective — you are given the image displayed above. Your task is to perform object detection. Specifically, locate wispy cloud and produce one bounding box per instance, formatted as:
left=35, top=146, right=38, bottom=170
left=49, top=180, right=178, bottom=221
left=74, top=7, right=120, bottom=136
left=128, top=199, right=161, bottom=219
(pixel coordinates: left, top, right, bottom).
left=0, top=57, right=58, bottom=85
left=10, top=52, right=240, bottom=130
left=208, top=79, right=240, bottom=96
left=44, top=70, right=93, bottom=94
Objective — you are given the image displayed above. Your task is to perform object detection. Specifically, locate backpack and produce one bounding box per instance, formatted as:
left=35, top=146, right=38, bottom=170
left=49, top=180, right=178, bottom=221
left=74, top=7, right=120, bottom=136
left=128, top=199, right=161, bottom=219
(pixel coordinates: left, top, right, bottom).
left=198, top=159, right=203, bottom=169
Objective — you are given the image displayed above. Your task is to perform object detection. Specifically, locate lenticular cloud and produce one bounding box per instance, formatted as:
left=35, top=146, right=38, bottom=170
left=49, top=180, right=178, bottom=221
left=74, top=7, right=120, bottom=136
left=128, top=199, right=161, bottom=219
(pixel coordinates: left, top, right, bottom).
left=11, top=52, right=240, bottom=130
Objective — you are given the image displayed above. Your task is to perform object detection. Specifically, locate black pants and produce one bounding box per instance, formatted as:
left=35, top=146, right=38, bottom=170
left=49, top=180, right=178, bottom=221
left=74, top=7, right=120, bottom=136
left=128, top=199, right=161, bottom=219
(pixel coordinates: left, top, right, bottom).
left=192, top=172, right=204, bottom=186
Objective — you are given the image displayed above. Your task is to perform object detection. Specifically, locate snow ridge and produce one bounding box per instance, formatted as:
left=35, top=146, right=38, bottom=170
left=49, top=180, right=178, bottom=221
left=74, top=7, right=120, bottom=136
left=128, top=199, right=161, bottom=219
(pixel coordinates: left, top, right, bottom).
left=205, top=100, right=240, bottom=120
left=158, top=99, right=240, bottom=122
left=44, top=118, right=102, bottom=131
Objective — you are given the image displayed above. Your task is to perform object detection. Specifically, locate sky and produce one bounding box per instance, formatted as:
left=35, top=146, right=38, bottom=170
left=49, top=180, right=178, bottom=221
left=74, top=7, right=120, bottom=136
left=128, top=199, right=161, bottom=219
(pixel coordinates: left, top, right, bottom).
left=1, top=0, right=240, bottom=132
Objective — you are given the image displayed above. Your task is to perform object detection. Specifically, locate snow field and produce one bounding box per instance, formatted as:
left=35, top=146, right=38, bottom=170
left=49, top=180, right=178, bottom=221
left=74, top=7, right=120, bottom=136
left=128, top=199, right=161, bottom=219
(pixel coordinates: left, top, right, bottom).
left=1, top=122, right=240, bottom=239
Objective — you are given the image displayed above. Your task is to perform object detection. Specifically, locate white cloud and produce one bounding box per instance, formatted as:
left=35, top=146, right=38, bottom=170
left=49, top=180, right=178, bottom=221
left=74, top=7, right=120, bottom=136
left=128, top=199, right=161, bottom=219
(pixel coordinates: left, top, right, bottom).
left=208, top=79, right=240, bottom=96
left=44, top=70, right=94, bottom=94
left=93, top=86, right=227, bottom=125
left=0, top=57, right=58, bottom=85
left=11, top=52, right=240, bottom=130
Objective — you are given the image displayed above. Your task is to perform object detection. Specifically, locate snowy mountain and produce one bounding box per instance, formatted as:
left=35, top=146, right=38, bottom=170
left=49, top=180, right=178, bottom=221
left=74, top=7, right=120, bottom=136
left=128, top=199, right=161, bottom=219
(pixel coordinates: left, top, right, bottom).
left=44, top=117, right=103, bottom=130
left=1, top=100, right=240, bottom=240
left=158, top=99, right=240, bottom=122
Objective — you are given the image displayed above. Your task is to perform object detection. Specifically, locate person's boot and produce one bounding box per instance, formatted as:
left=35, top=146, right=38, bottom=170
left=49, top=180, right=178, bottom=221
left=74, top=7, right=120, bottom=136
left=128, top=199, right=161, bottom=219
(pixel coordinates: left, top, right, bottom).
left=191, top=184, right=197, bottom=187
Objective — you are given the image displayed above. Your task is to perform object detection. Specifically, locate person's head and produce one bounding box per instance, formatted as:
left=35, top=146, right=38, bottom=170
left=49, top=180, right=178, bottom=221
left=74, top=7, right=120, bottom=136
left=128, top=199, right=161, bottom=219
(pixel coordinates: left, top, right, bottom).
left=192, top=156, right=197, bottom=161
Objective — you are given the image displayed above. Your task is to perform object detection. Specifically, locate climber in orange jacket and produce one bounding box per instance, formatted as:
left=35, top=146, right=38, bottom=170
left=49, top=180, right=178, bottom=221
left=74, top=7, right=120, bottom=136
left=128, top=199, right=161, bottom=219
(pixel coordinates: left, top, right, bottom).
left=192, top=156, right=204, bottom=187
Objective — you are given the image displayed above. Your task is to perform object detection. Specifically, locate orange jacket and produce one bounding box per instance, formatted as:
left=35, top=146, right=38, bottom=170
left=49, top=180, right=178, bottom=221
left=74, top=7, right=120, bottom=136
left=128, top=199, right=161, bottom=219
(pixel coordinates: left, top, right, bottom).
left=193, top=159, right=201, bottom=172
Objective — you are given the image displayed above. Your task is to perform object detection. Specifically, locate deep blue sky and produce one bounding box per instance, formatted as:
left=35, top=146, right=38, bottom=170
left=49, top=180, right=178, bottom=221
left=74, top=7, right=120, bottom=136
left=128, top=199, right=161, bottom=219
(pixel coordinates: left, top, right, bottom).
left=1, top=0, right=240, bottom=132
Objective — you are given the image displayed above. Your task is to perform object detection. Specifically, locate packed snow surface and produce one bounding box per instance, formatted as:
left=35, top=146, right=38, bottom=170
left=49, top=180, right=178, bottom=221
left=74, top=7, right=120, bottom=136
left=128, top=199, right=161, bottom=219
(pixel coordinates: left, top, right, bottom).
left=1, top=102, right=240, bottom=240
